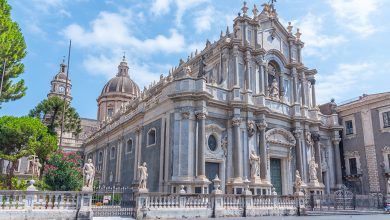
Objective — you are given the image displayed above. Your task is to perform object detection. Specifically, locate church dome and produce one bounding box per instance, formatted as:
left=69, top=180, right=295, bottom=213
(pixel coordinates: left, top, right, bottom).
left=53, top=63, right=71, bottom=82
left=99, top=58, right=140, bottom=98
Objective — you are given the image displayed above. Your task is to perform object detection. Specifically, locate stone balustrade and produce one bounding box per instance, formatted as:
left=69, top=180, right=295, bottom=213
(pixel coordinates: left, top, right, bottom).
left=135, top=192, right=303, bottom=219
left=0, top=190, right=93, bottom=220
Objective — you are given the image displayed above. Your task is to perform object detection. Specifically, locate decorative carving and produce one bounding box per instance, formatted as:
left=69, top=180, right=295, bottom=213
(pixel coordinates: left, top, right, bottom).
left=269, top=79, right=279, bottom=100
left=82, top=158, right=95, bottom=191
left=181, top=111, right=190, bottom=119
left=232, top=117, right=241, bottom=127
left=184, top=65, right=192, bottom=77
left=311, top=132, right=320, bottom=142
left=309, top=157, right=318, bottom=182
left=382, top=146, right=390, bottom=154
left=198, top=55, right=206, bottom=78
left=196, top=111, right=207, bottom=120
left=344, top=151, right=360, bottom=158
left=247, top=120, right=256, bottom=137
left=265, top=128, right=296, bottom=147
left=138, top=162, right=148, bottom=190
left=250, top=150, right=260, bottom=179
left=256, top=121, right=267, bottom=131
left=293, top=129, right=302, bottom=139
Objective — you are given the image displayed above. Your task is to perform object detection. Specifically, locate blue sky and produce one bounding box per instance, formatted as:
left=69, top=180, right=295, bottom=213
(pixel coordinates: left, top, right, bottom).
left=1, top=0, right=390, bottom=119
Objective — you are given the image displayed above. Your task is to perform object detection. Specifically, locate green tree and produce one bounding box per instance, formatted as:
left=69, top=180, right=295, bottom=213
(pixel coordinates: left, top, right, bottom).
left=0, top=0, right=27, bottom=106
left=29, top=96, right=81, bottom=135
left=44, top=150, right=83, bottom=191
left=0, top=116, right=47, bottom=189
left=33, top=132, right=58, bottom=179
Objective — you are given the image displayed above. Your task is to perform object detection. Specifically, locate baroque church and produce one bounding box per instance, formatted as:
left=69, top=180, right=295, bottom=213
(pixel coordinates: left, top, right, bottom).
left=83, top=3, right=344, bottom=196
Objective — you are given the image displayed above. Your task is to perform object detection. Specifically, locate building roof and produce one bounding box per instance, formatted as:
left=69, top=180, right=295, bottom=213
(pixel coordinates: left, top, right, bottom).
left=337, top=92, right=390, bottom=111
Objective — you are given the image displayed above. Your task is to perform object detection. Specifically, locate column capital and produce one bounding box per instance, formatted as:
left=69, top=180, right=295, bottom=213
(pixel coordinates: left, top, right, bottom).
left=256, top=121, right=267, bottom=131
left=195, top=111, right=207, bottom=120
left=293, top=129, right=303, bottom=139
left=332, top=138, right=341, bottom=145
left=232, top=117, right=241, bottom=127
left=181, top=111, right=191, bottom=119
left=311, top=132, right=320, bottom=142
left=135, top=125, right=143, bottom=134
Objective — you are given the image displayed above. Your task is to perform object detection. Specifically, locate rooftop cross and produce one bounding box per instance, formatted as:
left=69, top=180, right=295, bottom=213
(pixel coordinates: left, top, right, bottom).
left=122, top=51, right=126, bottom=61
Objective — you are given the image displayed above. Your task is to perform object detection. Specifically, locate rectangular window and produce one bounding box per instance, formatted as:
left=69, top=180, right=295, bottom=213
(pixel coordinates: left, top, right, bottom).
left=345, top=120, right=353, bottom=135
left=349, top=158, right=357, bottom=175
left=247, top=29, right=252, bottom=43
left=383, top=111, right=390, bottom=128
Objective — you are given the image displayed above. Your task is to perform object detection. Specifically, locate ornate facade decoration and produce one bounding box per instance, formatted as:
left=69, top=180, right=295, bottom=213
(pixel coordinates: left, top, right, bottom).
left=232, top=117, right=241, bottom=127
left=247, top=120, right=256, bottom=137
left=265, top=128, right=296, bottom=147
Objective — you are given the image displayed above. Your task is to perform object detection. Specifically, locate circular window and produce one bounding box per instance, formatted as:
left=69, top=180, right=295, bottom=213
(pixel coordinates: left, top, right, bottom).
left=208, top=135, right=217, bottom=151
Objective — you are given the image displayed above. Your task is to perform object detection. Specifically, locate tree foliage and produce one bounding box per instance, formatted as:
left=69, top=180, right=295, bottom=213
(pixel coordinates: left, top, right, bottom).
left=0, top=116, right=56, bottom=189
left=0, top=0, right=27, bottom=105
left=44, top=150, right=83, bottom=191
left=29, top=96, right=81, bottom=135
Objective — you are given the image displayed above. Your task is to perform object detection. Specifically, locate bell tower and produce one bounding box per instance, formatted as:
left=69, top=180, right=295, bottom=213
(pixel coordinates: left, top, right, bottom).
left=48, top=59, right=72, bottom=102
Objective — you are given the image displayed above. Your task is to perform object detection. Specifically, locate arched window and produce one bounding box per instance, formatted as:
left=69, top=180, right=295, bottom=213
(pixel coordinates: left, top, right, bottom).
left=98, top=151, right=103, bottom=163
left=107, top=108, right=114, bottom=117
left=147, top=129, right=156, bottom=146
left=208, top=134, right=217, bottom=151
left=126, top=139, right=133, bottom=153
left=110, top=147, right=116, bottom=159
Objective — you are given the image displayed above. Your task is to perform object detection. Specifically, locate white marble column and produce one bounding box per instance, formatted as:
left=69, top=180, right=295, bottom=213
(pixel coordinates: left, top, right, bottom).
left=245, top=51, right=251, bottom=91
left=293, top=129, right=303, bottom=179
left=332, top=138, right=343, bottom=187
left=232, top=117, right=243, bottom=181
left=312, top=133, right=323, bottom=183
left=233, top=45, right=239, bottom=87
left=311, top=79, right=317, bottom=107
left=196, top=111, right=207, bottom=179
left=257, top=121, right=268, bottom=182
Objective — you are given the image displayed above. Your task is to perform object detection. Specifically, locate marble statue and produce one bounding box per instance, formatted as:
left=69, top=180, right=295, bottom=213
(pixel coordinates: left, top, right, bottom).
left=305, top=131, right=313, bottom=147
left=269, top=79, right=279, bottom=99
left=250, top=150, right=260, bottom=178
left=83, top=159, right=95, bottom=189
left=138, top=162, right=148, bottom=189
left=309, top=157, right=318, bottom=182
left=387, top=178, right=390, bottom=194
left=33, top=158, right=42, bottom=178
left=295, top=170, right=302, bottom=193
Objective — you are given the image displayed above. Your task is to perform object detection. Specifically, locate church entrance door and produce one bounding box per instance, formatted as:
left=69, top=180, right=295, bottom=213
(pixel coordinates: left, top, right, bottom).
left=270, top=158, right=282, bottom=195
left=205, top=162, right=219, bottom=193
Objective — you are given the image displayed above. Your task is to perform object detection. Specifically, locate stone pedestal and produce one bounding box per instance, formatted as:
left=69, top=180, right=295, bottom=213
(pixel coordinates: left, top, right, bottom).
left=306, top=180, right=324, bottom=195
left=77, top=192, right=93, bottom=220
left=193, top=176, right=211, bottom=194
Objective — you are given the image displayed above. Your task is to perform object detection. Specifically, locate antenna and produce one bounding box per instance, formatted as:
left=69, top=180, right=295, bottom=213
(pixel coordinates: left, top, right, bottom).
left=59, top=40, right=72, bottom=150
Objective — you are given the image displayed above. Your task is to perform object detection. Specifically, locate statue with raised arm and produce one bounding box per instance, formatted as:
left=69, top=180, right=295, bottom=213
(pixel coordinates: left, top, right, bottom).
left=250, top=150, right=260, bottom=179
left=138, top=162, right=148, bottom=190
left=295, top=170, right=303, bottom=193
left=269, top=79, right=279, bottom=99
left=83, top=159, right=95, bottom=190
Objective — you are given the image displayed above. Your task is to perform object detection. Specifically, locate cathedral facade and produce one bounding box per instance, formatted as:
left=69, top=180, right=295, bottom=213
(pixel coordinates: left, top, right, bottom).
left=84, top=3, right=343, bottom=195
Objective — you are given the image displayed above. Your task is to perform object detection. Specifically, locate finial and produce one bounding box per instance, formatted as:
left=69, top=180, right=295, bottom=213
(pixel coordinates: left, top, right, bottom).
left=241, top=1, right=248, bottom=17
left=122, top=51, right=126, bottom=61
left=252, top=4, right=258, bottom=18
left=287, top=22, right=293, bottom=33
left=220, top=30, right=223, bottom=38
left=62, top=56, right=65, bottom=64
left=295, top=28, right=301, bottom=40
left=226, top=26, right=230, bottom=35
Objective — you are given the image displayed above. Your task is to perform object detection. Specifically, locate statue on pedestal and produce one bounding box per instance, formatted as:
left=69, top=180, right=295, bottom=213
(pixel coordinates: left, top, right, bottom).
left=250, top=150, right=260, bottom=179
left=138, top=162, right=148, bottom=190
left=295, top=170, right=303, bottom=194
left=83, top=159, right=95, bottom=190
left=387, top=178, right=390, bottom=194
left=309, top=157, right=318, bottom=182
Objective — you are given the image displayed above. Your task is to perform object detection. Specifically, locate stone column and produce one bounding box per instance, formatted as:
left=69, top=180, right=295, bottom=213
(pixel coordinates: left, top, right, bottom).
left=292, top=68, right=298, bottom=103
left=245, top=51, right=251, bottom=91
left=259, top=62, right=265, bottom=95
left=196, top=111, right=207, bottom=179
left=115, top=139, right=122, bottom=184
left=233, top=45, right=239, bottom=87
left=300, top=72, right=307, bottom=107
left=232, top=117, right=243, bottom=181
left=332, top=138, right=343, bottom=187
left=310, top=79, right=317, bottom=107
left=264, top=66, right=269, bottom=96
left=134, top=126, right=142, bottom=181
left=279, top=75, right=284, bottom=98
left=257, top=121, right=268, bottom=182
left=312, top=133, right=323, bottom=183
left=293, top=129, right=303, bottom=179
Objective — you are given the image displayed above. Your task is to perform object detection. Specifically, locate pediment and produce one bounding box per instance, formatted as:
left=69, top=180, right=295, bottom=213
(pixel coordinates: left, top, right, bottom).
left=265, top=128, right=296, bottom=147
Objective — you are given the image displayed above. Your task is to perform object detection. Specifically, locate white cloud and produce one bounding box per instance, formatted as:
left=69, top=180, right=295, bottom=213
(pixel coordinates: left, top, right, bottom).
left=327, top=0, right=380, bottom=37
left=315, top=62, right=390, bottom=104
left=151, top=0, right=172, bottom=16
left=194, top=6, right=214, bottom=33
left=175, top=0, right=208, bottom=27
left=294, top=13, right=346, bottom=59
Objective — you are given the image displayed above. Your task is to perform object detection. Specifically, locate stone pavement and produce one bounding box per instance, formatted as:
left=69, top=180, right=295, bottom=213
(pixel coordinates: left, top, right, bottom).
left=94, top=214, right=390, bottom=220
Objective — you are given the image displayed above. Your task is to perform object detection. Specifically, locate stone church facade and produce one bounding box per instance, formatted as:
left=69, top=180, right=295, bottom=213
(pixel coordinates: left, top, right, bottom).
left=84, top=4, right=344, bottom=196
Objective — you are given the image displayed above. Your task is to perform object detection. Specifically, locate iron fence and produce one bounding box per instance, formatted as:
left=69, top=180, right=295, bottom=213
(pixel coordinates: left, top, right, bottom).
left=92, top=186, right=136, bottom=217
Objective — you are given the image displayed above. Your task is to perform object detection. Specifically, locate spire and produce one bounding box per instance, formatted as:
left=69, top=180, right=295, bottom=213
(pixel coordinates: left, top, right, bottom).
left=241, top=1, right=248, bottom=17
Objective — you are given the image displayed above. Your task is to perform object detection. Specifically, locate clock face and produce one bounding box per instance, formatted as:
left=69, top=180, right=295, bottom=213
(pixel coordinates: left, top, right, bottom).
left=58, top=86, right=65, bottom=94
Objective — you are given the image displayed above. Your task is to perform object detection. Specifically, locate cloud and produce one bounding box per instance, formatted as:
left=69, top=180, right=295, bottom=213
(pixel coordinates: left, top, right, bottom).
left=327, top=0, right=380, bottom=37
left=293, top=13, right=346, bottom=59
left=151, top=0, right=172, bottom=16
left=175, top=0, right=208, bottom=27
left=316, top=62, right=388, bottom=104
left=194, top=6, right=214, bottom=33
